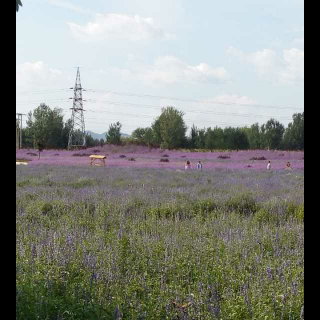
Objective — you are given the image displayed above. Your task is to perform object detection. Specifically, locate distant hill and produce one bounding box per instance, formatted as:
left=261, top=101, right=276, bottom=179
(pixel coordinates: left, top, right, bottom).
left=86, top=131, right=130, bottom=141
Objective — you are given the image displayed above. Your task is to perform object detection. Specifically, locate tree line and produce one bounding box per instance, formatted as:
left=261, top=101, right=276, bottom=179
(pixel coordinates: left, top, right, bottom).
left=19, top=103, right=304, bottom=151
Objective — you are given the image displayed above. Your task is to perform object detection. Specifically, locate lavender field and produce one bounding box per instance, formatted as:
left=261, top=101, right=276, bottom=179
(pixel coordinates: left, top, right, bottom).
left=16, top=151, right=304, bottom=319
left=16, top=146, right=304, bottom=170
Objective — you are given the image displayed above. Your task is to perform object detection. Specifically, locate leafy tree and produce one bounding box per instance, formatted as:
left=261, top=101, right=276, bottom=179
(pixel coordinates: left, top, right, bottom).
left=61, top=119, right=72, bottom=149
left=99, top=139, right=105, bottom=147
left=132, top=127, right=155, bottom=146
left=156, top=106, right=187, bottom=149
left=261, top=118, right=285, bottom=150
left=151, top=119, right=162, bottom=146
left=85, top=134, right=96, bottom=147
left=205, top=127, right=224, bottom=149
left=196, top=128, right=207, bottom=149
left=132, top=128, right=147, bottom=143
left=230, top=127, right=249, bottom=150
left=143, top=128, right=155, bottom=146
left=189, top=125, right=198, bottom=148
left=283, top=112, right=304, bottom=150
left=245, top=123, right=262, bottom=149
left=106, top=122, right=122, bottom=145
left=16, top=0, right=22, bottom=12
left=26, top=103, right=64, bottom=149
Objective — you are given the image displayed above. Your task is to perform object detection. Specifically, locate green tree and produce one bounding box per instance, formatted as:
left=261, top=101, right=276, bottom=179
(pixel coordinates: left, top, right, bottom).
left=189, top=125, right=198, bottom=148
left=106, top=122, right=122, bottom=145
left=151, top=119, right=162, bottom=146
left=132, top=127, right=155, bottom=146
left=132, top=127, right=147, bottom=143
left=61, top=119, right=72, bottom=149
left=26, top=103, right=64, bottom=149
left=230, top=127, right=249, bottom=150
left=196, top=128, right=207, bottom=149
left=261, top=118, right=285, bottom=150
left=283, top=112, right=304, bottom=150
left=205, top=127, right=224, bottom=149
left=156, top=106, right=187, bottom=149
left=85, top=134, right=96, bottom=147
left=245, top=123, right=262, bottom=149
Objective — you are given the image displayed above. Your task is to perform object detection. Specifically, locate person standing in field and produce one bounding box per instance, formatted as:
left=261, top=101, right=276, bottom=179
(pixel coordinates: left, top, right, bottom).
left=267, top=160, right=271, bottom=170
left=286, top=162, right=292, bottom=170
left=197, top=161, right=203, bottom=170
left=185, top=161, right=192, bottom=170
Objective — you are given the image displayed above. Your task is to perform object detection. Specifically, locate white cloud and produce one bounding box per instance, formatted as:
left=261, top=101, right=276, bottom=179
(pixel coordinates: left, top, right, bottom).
left=278, top=48, right=304, bottom=85
left=136, top=56, right=230, bottom=85
left=68, top=13, right=175, bottom=42
left=249, top=49, right=278, bottom=76
left=227, top=46, right=304, bottom=85
left=16, top=61, right=63, bottom=90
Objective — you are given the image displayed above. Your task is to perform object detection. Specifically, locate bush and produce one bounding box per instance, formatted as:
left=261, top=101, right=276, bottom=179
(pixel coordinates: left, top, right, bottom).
left=295, top=205, right=304, bottom=221
left=218, top=155, right=231, bottom=159
left=161, top=154, right=169, bottom=157
left=160, top=158, right=169, bottom=162
left=26, top=152, right=37, bottom=156
left=119, top=155, right=127, bottom=158
left=225, top=194, right=259, bottom=215
left=128, top=157, right=136, bottom=161
left=286, top=202, right=304, bottom=221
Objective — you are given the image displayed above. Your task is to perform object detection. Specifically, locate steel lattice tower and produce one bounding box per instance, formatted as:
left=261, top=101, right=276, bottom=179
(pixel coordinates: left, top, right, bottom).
left=68, top=67, right=86, bottom=149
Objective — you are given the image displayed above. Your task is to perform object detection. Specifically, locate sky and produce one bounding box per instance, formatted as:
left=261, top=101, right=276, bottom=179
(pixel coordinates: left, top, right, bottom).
left=16, top=0, right=304, bottom=135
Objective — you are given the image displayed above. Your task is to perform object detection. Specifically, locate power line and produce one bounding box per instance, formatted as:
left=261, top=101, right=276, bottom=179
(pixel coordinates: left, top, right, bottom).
left=85, top=88, right=303, bottom=111
left=16, top=87, right=303, bottom=111
left=16, top=97, right=295, bottom=121
left=85, top=99, right=293, bottom=121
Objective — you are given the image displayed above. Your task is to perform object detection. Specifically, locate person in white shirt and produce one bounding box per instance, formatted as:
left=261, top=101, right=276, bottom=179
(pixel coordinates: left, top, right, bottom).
left=197, top=161, right=202, bottom=170
left=267, top=161, right=271, bottom=170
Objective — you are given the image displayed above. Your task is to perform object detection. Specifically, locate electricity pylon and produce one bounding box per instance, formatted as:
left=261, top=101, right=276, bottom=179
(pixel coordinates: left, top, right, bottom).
left=68, top=67, right=86, bottom=149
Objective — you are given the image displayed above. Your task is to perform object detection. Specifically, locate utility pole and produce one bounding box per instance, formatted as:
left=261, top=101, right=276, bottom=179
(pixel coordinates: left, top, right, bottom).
left=16, top=113, right=26, bottom=149
left=68, top=67, right=86, bottom=149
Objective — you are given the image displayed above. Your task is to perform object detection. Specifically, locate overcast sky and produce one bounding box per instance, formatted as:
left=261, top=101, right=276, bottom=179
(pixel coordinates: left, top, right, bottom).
left=16, top=0, right=304, bottom=134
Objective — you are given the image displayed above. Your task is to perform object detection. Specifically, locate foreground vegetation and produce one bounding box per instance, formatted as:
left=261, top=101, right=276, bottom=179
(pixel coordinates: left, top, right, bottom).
left=16, top=166, right=304, bottom=319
